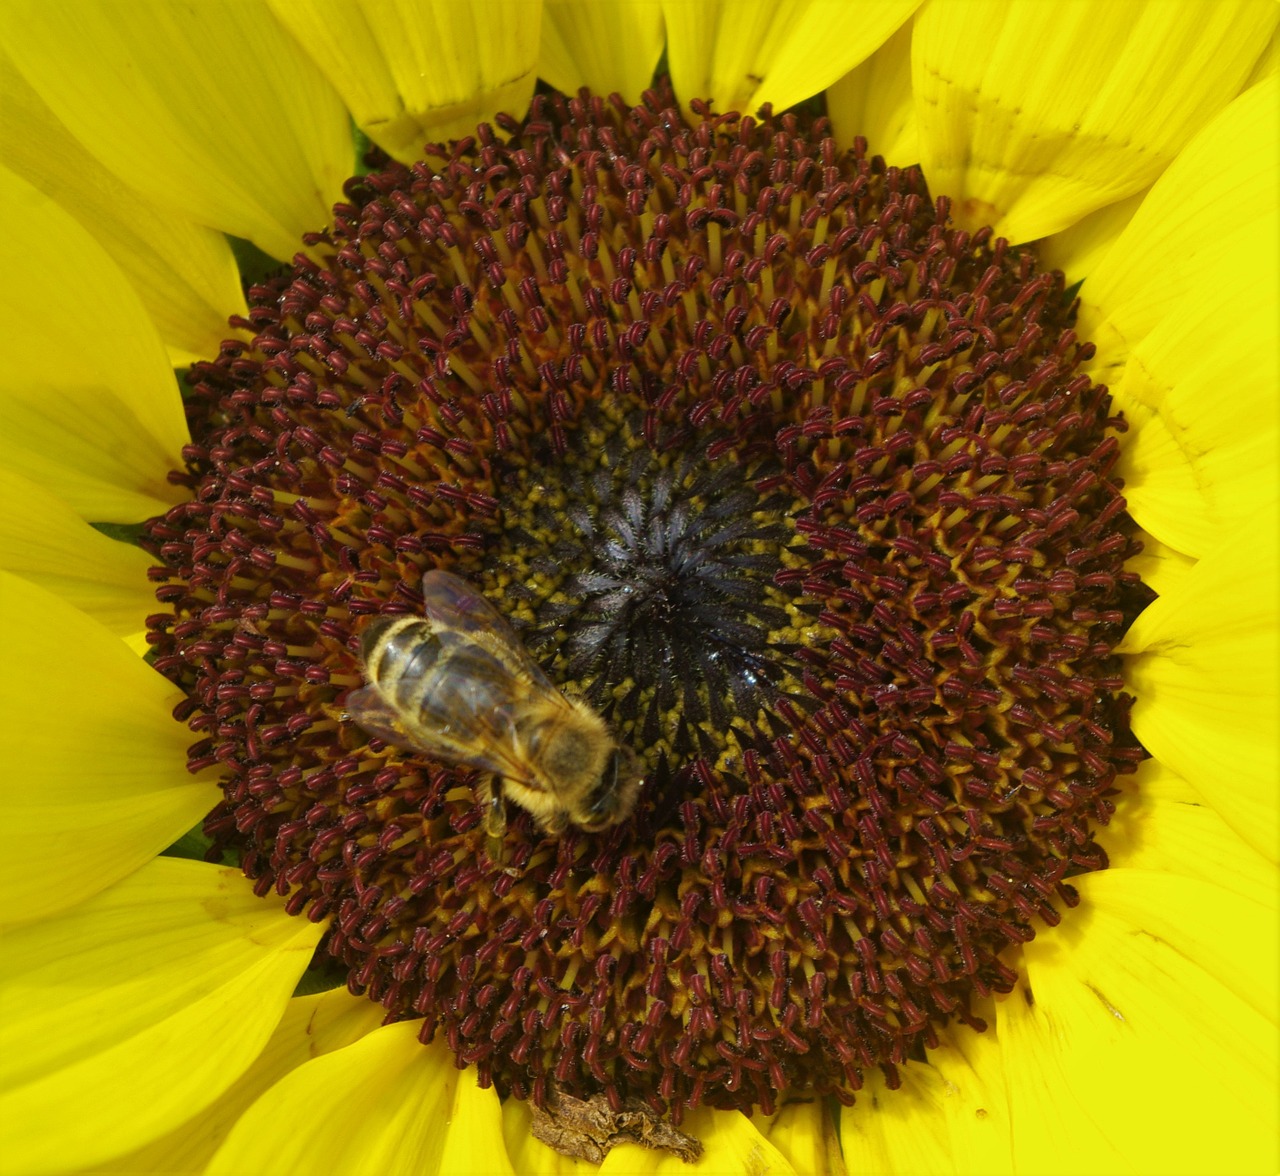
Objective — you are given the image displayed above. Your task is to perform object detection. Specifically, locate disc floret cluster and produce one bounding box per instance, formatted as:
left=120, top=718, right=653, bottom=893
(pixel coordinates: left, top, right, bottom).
left=145, top=84, right=1145, bottom=1117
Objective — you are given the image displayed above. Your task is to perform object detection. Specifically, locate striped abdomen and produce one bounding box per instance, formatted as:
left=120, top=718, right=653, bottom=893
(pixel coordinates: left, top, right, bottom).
left=359, top=616, right=445, bottom=713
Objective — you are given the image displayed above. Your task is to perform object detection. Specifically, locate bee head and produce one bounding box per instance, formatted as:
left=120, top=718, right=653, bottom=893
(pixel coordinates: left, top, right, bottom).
left=577, top=745, right=643, bottom=832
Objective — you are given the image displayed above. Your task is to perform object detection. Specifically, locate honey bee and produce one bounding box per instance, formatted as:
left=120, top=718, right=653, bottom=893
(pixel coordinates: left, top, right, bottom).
left=346, top=570, right=642, bottom=838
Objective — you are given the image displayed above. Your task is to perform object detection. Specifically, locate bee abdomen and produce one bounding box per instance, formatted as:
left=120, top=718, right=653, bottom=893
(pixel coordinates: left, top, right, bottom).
left=361, top=617, right=444, bottom=705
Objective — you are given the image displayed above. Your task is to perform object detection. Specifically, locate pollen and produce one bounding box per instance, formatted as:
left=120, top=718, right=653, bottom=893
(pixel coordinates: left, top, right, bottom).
left=144, top=84, right=1147, bottom=1123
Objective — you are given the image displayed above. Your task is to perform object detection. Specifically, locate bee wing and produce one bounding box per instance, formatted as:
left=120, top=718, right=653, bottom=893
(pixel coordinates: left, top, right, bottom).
left=345, top=678, right=514, bottom=779
left=348, top=570, right=573, bottom=789
left=344, top=685, right=416, bottom=751
left=407, top=635, right=557, bottom=783
left=420, top=570, right=556, bottom=692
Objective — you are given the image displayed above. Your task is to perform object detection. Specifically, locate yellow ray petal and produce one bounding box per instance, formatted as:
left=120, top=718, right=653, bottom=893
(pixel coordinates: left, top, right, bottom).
left=840, top=1025, right=1012, bottom=1176
left=268, top=0, right=541, bottom=164
left=913, top=0, right=1277, bottom=243
left=0, top=50, right=244, bottom=367
left=1079, top=869, right=1277, bottom=1022
left=599, top=1107, right=796, bottom=1175
left=1078, top=75, right=1279, bottom=380
left=439, top=1078, right=516, bottom=1176
left=0, top=859, right=323, bottom=1176
left=1110, top=275, right=1279, bottom=557
left=1032, top=188, right=1145, bottom=289
left=760, top=1101, right=846, bottom=1176
left=1246, top=24, right=1280, bottom=85
left=663, top=0, right=920, bottom=116
left=1119, top=502, right=1279, bottom=862
left=206, top=1020, right=498, bottom=1176
left=0, top=573, right=218, bottom=928
left=1123, top=527, right=1194, bottom=600
left=994, top=976, right=1129, bottom=1175
left=0, top=385, right=181, bottom=525
left=88, top=988, right=386, bottom=1175
left=0, top=0, right=353, bottom=261
left=826, top=19, right=918, bottom=167
left=0, top=471, right=157, bottom=637
left=0, top=165, right=188, bottom=521
left=1089, top=78, right=1279, bottom=557
left=1008, top=869, right=1279, bottom=1175
left=1098, top=758, right=1277, bottom=905
left=539, top=0, right=666, bottom=104
left=501, top=1100, right=600, bottom=1176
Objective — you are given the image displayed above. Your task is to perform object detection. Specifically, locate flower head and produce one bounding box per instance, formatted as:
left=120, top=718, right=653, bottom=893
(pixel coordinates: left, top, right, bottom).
left=144, top=87, right=1149, bottom=1121
left=0, top=2, right=1276, bottom=1174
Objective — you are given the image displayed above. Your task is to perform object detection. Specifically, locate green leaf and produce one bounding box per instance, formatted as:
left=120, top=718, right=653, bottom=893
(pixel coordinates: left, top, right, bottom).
left=293, top=956, right=349, bottom=996
left=161, top=824, right=236, bottom=865
left=227, top=234, right=286, bottom=288
left=89, top=521, right=147, bottom=546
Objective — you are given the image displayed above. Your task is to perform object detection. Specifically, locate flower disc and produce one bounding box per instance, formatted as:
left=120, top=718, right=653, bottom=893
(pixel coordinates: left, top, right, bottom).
left=146, top=86, right=1146, bottom=1118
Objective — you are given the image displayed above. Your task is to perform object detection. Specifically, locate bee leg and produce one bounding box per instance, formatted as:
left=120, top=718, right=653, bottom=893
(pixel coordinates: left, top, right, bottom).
left=541, top=809, right=570, bottom=837
left=480, top=777, right=508, bottom=839
left=476, top=778, right=519, bottom=875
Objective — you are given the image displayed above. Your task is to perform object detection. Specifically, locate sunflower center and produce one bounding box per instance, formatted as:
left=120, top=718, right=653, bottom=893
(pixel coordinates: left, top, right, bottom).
left=482, top=407, right=813, bottom=769
left=144, top=84, right=1146, bottom=1125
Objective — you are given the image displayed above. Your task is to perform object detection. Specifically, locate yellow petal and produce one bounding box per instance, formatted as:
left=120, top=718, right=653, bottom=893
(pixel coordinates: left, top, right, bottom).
left=539, top=0, right=666, bottom=104
left=0, top=471, right=157, bottom=637
left=1090, top=80, right=1280, bottom=557
left=1246, top=23, right=1279, bottom=85
left=826, top=19, right=918, bottom=167
left=1119, top=502, right=1279, bottom=862
left=840, top=1025, right=1012, bottom=1176
left=0, top=573, right=218, bottom=927
left=0, top=49, right=244, bottom=367
left=0, top=0, right=353, bottom=260
left=599, top=1107, right=796, bottom=1175
left=1075, top=868, right=1279, bottom=1048
left=1111, top=277, right=1279, bottom=557
left=1123, top=527, right=1194, bottom=600
left=663, top=0, right=920, bottom=116
left=1007, top=869, right=1279, bottom=1175
left=0, top=165, right=188, bottom=521
left=1098, top=760, right=1278, bottom=907
left=760, top=1101, right=846, bottom=1176
left=439, top=1079, right=516, bottom=1176
left=994, top=975, right=1129, bottom=1175
left=1091, top=79, right=1280, bottom=556
left=501, top=1100, right=600, bottom=1176
left=1078, top=75, right=1279, bottom=378
left=1032, top=188, right=1146, bottom=289
left=913, top=0, right=1277, bottom=243
left=269, top=0, right=541, bottom=164
left=89, top=988, right=386, bottom=1175
left=0, top=859, right=323, bottom=1176
left=206, top=1020, right=498, bottom=1176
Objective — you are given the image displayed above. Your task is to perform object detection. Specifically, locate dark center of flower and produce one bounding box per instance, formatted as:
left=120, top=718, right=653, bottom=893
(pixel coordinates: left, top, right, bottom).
left=482, top=409, right=816, bottom=769
left=144, top=85, right=1147, bottom=1123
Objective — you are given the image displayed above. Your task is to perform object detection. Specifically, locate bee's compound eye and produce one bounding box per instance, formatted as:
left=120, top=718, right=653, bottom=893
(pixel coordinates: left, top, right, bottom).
left=358, top=616, right=398, bottom=666
left=604, top=747, right=622, bottom=789
left=583, top=750, right=623, bottom=823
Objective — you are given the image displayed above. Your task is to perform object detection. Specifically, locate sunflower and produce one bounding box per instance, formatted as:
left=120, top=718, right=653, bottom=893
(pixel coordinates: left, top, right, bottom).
left=1, top=1, right=1276, bottom=1173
